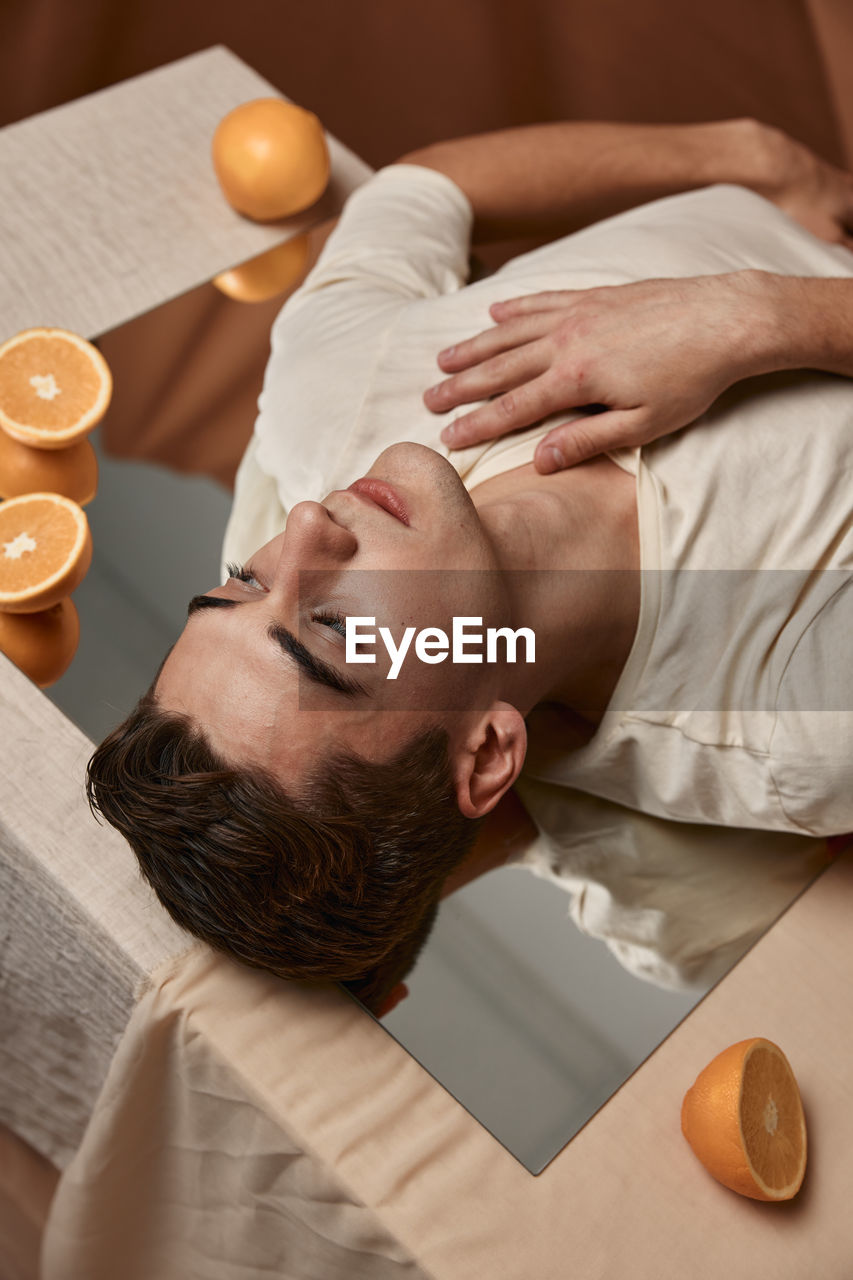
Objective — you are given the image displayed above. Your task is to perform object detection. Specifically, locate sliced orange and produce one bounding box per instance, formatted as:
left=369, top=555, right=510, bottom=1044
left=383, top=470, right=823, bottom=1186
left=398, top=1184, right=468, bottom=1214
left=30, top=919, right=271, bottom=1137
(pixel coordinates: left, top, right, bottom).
left=0, top=597, right=80, bottom=687
left=213, top=234, right=311, bottom=302
left=0, top=430, right=98, bottom=505
left=212, top=98, right=330, bottom=222
left=0, top=492, right=92, bottom=613
left=681, top=1037, right=807, bottom=1201
left=0, top=328, right=112, bottom=449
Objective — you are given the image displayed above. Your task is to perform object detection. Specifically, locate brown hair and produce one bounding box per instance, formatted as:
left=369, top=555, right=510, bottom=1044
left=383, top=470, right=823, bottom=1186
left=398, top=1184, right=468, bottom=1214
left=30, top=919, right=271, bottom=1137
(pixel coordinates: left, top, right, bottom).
left=86, top=688, right=480, bottom=1011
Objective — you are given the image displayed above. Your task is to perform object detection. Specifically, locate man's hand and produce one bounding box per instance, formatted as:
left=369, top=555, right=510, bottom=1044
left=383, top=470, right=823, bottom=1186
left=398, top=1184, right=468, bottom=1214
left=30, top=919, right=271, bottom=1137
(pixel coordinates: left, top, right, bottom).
left=425, top=272, right=776, bottom=469
left=751, top=126, right=853, bottom=249
left=422, top=123, right=853, bottom=470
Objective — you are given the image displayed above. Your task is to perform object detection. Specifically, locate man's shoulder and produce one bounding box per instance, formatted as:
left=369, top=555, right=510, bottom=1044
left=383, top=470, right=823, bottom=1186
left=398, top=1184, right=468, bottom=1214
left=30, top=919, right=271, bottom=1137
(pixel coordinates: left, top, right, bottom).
left=278, top=164, right=473, bottom=323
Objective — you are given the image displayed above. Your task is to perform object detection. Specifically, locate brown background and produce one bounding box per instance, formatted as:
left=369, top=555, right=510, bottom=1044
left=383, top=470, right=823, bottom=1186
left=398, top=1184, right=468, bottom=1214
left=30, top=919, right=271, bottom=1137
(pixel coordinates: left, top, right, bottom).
left=1, top=0, right=851, bottom=486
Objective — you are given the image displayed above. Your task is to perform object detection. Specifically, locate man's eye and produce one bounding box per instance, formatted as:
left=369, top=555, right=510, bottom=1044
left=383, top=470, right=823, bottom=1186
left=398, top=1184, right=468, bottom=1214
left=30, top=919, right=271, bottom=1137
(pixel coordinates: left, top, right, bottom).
left=313, top=611, right=347, bottom=638
left=226, top=561, right=264, bottom=589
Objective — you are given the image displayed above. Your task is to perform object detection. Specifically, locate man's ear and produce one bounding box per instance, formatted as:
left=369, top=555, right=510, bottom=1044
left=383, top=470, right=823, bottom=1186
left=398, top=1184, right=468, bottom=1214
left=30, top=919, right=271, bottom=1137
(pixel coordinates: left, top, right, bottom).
left=453, top=701, right=527, bottom=821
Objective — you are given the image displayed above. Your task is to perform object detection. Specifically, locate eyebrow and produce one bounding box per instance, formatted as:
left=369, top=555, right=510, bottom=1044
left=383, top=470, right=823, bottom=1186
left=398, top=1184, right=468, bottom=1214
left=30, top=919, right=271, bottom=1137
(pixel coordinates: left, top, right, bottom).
left=187, top=594, right=369, bottom=698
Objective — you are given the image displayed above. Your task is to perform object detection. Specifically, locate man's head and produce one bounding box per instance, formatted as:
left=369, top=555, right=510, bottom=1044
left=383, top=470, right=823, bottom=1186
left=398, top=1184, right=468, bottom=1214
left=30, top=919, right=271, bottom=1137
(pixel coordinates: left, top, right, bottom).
left=88, top=444, right=528, bottom=1008
left=154, top=442, right=526, bottom=804
left=87, top=693, right=476, bottom=1011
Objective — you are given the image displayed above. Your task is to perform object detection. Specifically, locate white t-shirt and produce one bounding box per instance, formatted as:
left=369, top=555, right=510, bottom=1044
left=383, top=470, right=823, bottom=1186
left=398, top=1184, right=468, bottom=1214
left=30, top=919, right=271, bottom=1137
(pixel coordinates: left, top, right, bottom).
left=223, top=164, right=852, bottom=985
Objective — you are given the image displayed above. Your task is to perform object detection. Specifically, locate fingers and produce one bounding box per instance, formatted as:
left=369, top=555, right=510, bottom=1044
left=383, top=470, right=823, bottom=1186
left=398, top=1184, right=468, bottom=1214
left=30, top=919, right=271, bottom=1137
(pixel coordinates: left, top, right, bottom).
left=489, top=291, right=579, bottom=320
left=533, top=409, right=649, bottom=471
left=440, top=373, right=564, bottom=448
left=426, top=340, right=551, bottom=416
left=434, top=313, right=552, bottom=374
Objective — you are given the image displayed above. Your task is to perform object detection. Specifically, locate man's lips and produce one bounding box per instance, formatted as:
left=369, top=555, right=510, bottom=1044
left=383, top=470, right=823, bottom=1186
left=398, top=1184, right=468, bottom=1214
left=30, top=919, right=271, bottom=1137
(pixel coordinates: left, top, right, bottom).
left=347, top=477, right=411, bottom=526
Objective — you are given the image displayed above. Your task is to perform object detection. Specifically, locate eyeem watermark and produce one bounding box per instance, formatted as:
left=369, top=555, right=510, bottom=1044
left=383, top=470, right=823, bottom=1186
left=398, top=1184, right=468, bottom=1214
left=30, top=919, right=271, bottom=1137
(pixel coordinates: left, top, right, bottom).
left=346, top=616, right=536, bottom=679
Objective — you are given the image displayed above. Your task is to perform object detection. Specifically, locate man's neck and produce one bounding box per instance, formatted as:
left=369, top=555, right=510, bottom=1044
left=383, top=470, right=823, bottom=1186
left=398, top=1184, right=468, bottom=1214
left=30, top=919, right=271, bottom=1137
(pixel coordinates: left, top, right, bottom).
left=470, top=455, right=640, bottom=724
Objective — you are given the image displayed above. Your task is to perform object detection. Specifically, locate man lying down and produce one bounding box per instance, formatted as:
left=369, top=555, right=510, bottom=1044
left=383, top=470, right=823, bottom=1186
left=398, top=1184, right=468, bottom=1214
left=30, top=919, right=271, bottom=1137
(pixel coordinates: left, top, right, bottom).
left=87, top=118, right=853, bottom=1016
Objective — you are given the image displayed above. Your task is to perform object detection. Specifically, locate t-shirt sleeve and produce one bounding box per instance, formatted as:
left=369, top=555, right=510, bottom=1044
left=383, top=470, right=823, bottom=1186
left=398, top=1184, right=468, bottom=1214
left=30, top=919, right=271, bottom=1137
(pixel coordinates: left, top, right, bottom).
left=225, top=164, right=474, bottom=556
left=289, top=163, right=474, bottom=305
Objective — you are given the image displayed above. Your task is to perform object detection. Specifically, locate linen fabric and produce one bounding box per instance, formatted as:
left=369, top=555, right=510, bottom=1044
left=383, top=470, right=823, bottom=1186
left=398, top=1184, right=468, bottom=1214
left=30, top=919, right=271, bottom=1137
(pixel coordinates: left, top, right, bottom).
left=43, top=949, right=432, bottom=1280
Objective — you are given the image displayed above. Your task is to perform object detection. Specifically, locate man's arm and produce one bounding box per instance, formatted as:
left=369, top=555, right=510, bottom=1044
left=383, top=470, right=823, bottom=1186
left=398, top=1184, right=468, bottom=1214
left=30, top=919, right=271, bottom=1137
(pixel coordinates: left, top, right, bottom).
left=423, top=271, right=853, bottom=468
left=398, top=119, right=853, bottom=245
left=765, top=274, right=853, bottom=378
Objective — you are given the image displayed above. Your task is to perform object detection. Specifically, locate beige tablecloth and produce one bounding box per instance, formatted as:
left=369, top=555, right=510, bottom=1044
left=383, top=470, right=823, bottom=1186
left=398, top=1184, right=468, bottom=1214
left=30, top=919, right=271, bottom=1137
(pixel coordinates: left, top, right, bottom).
left=43, top=847, right=853, bottom=1279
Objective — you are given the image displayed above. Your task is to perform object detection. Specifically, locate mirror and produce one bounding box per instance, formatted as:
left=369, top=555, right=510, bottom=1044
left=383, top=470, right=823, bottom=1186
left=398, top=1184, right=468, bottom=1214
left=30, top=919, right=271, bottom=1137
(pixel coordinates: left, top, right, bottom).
left=372, top=870, right=703, bottom=1172
left=42, top=373, right=824, bottom=1176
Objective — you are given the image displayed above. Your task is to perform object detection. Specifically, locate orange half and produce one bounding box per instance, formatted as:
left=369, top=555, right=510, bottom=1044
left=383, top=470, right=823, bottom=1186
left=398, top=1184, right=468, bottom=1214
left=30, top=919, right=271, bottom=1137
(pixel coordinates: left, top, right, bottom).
left=681, top=1037, right=807, bottom=1201
left=0, top=430, right=98, bottom=505
left=0, top=492, right=92, bottom=613
left=0, top=328, right=112, bottom=449
left=0, top=597, right=80, bottom=687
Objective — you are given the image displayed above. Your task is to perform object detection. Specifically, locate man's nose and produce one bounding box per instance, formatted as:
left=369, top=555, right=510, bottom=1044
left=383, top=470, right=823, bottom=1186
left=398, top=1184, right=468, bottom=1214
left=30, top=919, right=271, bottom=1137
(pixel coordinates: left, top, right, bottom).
left=274, top=501, right=357, bottom=584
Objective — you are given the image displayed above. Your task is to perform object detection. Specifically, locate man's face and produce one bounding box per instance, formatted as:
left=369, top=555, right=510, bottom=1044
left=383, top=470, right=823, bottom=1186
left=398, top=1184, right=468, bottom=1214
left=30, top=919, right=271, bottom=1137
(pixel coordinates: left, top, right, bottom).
left=156, top=443, right=508, bottom=790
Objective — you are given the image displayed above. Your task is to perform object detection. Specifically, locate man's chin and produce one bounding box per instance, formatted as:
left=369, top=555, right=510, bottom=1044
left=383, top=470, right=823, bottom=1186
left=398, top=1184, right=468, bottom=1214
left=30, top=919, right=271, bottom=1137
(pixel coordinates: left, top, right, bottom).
left=369, top=441, right=477, bottom=512
left=369, top=440, right=445, bottom=472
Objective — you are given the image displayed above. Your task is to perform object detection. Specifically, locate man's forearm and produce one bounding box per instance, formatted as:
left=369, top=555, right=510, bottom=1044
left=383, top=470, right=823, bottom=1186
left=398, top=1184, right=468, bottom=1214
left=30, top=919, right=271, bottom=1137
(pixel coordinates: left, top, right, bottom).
left=752, top=273, right=853, bottom=380
left=398, top=118, right=783, bottom=241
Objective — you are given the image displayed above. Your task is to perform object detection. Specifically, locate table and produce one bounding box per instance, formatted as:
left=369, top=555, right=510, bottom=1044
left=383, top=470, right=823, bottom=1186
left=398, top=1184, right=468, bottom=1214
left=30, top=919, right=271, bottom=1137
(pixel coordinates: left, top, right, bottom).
left=0, top=45, right=372, bottom=342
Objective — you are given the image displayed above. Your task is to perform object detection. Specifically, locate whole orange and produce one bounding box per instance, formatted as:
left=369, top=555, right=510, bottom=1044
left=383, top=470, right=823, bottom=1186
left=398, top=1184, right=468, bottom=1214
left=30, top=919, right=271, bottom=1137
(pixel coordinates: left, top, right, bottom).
left=212, top=98, right=330, bottom=222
